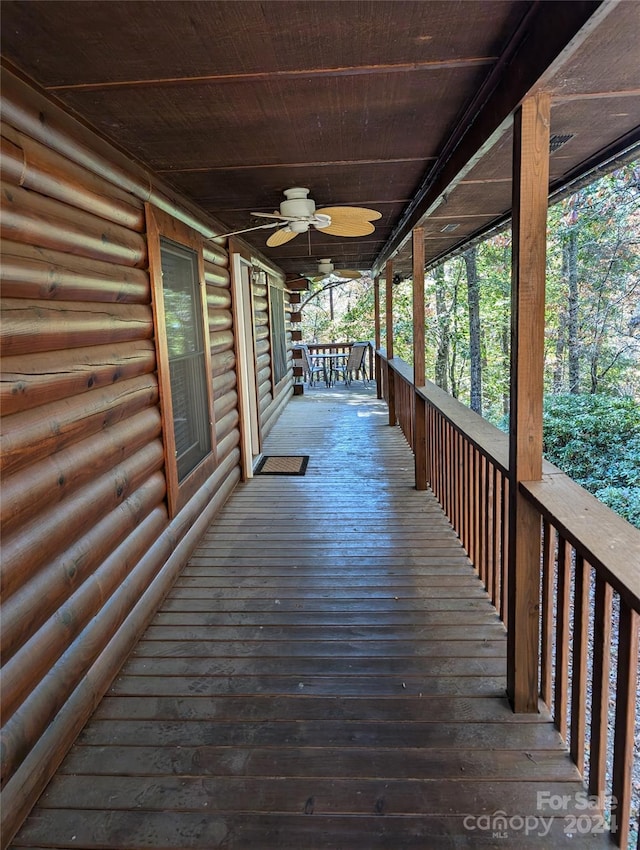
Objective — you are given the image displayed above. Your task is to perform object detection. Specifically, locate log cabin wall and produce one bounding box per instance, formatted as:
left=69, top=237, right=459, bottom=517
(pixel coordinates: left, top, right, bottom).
left=252, top=268, right=294, bottom=440
left=0, top=68, right=289, bottom=844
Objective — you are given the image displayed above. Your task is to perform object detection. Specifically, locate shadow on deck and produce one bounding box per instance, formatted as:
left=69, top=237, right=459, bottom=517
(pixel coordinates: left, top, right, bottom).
left=11, top=389, right=610, bottom=849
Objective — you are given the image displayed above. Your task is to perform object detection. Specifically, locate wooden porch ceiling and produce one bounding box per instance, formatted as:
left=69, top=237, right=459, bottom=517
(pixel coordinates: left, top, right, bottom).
left=1, top=1, right=638, bottom=279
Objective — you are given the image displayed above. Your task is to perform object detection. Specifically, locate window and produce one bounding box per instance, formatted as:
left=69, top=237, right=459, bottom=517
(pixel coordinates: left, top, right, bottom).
left=146, top=205, right=216, bottom=516
left=160, top=238, right=211, bottom=481
left=269, top=284, right=287, bottom=386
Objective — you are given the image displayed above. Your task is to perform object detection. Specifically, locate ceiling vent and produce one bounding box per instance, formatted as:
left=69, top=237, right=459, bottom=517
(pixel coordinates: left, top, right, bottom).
left=440, top=223, right=460, bottom=233
left=549, top=133, right=575, bottom=153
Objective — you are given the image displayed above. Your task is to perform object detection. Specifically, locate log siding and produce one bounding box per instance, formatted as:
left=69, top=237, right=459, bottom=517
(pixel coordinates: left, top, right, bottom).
left=0, top=66, right=291, bottom=845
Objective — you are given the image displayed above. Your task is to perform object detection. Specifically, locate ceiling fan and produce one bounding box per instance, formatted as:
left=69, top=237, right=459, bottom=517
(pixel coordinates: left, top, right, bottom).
left=310, top=258, right=362, bottom=281
left=249, top=188, right=381, bottom=247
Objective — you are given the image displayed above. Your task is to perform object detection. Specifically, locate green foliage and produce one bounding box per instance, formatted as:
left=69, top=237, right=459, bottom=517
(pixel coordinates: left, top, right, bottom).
left=543, top=394, right=640, bottom=527
left=594, top=487, right=640, bottom=529
left=546, top=165, right=640, bottom=395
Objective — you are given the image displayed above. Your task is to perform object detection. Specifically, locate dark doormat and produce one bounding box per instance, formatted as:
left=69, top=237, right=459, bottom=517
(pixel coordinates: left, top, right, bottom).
left=255, top=455, right=309, bottom=476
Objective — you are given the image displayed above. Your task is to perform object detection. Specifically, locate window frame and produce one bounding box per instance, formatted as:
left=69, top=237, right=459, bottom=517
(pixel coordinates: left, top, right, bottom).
left=268, top=281, right=288, bottom=389
left=146, top=204, right=217, bottom=517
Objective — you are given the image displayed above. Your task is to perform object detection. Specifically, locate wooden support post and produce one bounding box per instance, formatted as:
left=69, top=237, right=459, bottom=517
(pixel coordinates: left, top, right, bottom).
left=507, top=92, right=550, bottom=714
left=412, top=228, right=427, bottom=490
left=374, top=274, right=382, bottom=399
left=385, top=261, right=396, bottom=426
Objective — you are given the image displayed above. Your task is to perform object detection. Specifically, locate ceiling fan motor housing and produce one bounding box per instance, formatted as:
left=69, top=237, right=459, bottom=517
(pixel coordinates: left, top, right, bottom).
left=317, top=259, right=334, bottom=274
left=280, top=187, right=316, bottom=219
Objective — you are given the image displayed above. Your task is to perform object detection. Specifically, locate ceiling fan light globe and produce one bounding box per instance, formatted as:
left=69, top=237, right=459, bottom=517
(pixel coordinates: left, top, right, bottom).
left=289, top=220, right=310, bottom=233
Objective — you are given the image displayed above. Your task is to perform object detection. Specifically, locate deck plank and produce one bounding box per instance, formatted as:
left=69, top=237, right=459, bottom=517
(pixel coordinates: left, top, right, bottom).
left=10, top=388, right=610, bottom=849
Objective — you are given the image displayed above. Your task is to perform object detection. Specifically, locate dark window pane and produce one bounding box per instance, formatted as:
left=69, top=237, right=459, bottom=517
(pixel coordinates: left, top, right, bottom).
left=160, top=238, right=211, bottom=481
left=270, top=285, right=287, bottom=385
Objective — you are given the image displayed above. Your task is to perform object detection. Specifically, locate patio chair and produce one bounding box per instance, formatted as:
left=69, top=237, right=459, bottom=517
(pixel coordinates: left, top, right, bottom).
left=331, top=342, right=369, bottom=386
left=300, top=344, right=329, bottom=386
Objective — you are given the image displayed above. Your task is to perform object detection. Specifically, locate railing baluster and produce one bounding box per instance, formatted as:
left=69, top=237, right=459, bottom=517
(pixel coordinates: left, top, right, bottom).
left=554, top=537, right=571, bottom=739
left=464, top=439, right=471, bottom=556
left=430, top=410, right=436, bottom=498
left=479, top=452, right=486, bottom=585
left=450, top=428, right=455, bottom=532
left=485, top=456, right=491, bottom=593
left=472, top=446, right=479, bottom=571
left=448, top=422, right=454, bottom=522
left=457, top=432, right=463, bottom=541
left=438, top=414, right=444, bottom=504
left=443, top=419, right=449, bottom=514
left=486, top=460, right=494, bottom=600
left=501, top=475, right=509, bottom=628
left=570, top=554, right=589, bottom=771
left=540, top=519, right=555, bottom=708
left=462, top=433, right=466, bottom=541
left=588, top=575, right=612, bottom=803
left=611, top=602, right=639, bottom=848
left=491, top=466, right=500, bottom=610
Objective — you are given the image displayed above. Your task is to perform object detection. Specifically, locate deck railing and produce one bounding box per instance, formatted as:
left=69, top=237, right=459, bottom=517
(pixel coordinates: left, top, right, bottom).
left=378, top=350, right=640, bottom=848
left=304, top=341, right=375, bottom=381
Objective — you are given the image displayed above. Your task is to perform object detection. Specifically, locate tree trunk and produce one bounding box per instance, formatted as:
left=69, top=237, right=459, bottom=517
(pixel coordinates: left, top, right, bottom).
left=434, top=264, right=450, bottom=392
left=566, top=228, right=580, bottom=392
left=449, top=268, right=461, bottom=399
left=502, top=242, right=510, bottom=417
left=553, top=309, right=567, bottom=393
left=464, top=247, right=482, bottom=414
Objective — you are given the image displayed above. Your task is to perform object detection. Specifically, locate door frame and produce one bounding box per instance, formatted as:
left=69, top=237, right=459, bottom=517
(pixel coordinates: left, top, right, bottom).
left=231, top=252, right=261, bottom=478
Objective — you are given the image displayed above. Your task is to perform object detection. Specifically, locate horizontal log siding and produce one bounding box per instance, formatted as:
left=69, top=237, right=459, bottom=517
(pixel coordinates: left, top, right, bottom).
left=252, top=280, right=273, bottom=437
left=204, top=248, right=239, bottom=470
left=0, top=71, right=245, bottom=846
left=254, top=281, right=294, bottom=440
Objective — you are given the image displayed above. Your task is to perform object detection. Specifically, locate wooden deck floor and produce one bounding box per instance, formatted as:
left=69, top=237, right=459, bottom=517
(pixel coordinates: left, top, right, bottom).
left=11, top=387, right=611, bottom=849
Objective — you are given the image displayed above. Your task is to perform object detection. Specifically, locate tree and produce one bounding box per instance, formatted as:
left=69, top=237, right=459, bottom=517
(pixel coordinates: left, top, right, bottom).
left=433, top=264, right=450, bottom=392
left=546, top=165, right=639, bottom=395
left=464, top=246, right=482, bottom=414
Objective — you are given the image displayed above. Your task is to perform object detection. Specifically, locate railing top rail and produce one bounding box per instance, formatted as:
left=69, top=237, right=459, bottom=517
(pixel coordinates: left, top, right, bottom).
left=307, top=341, right=373, bottom=350
left=522, top=475, right=640, bottom=612
left=305, top=342, right=353, bottom=352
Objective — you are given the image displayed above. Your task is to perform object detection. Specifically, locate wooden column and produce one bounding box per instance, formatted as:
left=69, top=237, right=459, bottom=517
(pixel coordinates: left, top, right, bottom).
left=385, top=261, right=396, bottom=426
left=412, top=228, right=427, bottom=490
left=507, top=92, right=550, bottom=713
left=374, top=274, right=382, bottom=399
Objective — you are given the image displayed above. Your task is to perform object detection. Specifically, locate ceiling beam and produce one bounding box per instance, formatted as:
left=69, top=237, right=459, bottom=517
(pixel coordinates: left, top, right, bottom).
left=156, top=157, right=433, bottom=175
left=46, top=57, right=497, bottom=93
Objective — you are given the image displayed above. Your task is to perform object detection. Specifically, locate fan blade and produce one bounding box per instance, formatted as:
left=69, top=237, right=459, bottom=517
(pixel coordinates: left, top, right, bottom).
left=251, top=211, right=289, bottom=220
left=316, top=206, right=382, bottom=222
left=318, top=220, right=376, bottom=237
left=309, top=269, right=361, bottom=282
left=266, top=227, right=299, bottom=247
